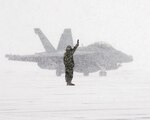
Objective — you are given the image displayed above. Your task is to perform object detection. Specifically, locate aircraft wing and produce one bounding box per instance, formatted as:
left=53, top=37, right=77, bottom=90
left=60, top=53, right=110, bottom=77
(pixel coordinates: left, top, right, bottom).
left=5, top=51, right=95, bottom=62
left=74, top=51, right=96, bottom=56
left=5, top=54, right=43, bottom=62
left=5, top=53, right=64, bottom=63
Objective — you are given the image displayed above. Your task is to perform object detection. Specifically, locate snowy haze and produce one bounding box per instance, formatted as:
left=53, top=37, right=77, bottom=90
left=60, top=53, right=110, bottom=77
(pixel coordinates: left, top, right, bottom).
left=0, top=0, right=150, bottom=70
left=1, top=0, right=150, bottom=120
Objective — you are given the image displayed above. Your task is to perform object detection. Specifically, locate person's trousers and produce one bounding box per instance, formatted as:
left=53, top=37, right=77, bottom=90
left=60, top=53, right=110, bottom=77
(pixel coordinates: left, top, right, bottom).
left=65, top=67, right=73, bottom=83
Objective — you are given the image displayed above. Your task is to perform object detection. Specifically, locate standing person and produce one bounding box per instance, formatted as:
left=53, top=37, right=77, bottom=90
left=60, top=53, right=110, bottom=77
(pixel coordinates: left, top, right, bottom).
left=63, top=40, right=79, bottom=86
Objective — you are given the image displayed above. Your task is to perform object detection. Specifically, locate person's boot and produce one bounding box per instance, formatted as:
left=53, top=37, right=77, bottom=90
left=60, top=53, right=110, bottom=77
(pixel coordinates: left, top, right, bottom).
left=67, top=82, right=75, bottom=86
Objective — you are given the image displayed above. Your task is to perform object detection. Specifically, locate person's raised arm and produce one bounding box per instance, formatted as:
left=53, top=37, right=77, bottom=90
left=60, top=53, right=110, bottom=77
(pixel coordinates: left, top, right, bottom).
left=72, top=39, right=79, bottom=54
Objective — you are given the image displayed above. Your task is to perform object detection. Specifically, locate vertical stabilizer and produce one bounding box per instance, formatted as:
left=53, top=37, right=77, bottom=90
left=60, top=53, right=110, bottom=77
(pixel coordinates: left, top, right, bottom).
left=34, top=28, right=56, bottom=52
left=57, top=29, right=74, bottom=50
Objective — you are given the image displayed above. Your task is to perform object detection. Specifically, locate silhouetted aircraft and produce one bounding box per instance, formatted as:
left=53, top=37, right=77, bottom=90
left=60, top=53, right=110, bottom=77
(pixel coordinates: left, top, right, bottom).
left=5, top=28, right=133, bottom=76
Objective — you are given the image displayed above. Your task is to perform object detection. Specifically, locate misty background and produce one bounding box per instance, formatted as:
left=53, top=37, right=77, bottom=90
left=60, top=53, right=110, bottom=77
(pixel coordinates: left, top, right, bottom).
left=0, top=0, right=150, bottom=72
left=1, top=1, right=150, bottom=119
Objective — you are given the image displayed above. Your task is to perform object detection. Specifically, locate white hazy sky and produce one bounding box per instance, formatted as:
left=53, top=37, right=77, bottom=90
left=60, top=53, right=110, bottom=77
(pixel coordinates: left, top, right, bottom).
left=0, top=0, right=150, bottom=70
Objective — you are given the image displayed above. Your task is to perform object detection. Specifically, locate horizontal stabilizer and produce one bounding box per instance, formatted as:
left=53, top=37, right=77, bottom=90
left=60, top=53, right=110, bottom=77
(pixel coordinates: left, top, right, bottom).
left=34, top=28, right=56, bottom=52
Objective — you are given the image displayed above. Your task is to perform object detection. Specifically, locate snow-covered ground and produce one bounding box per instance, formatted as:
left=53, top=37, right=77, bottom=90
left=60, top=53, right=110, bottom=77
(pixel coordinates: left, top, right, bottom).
left=0, top=63, right=150, bottom=120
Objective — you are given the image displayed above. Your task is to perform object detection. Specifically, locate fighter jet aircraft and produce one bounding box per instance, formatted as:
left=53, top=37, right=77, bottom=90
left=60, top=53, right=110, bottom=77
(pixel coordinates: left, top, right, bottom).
left=5, top=28, right=133, bottom=76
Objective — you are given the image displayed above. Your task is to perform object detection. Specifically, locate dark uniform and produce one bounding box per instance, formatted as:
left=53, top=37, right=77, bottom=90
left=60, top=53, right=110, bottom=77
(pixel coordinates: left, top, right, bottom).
left=63, top=40, right=79, bottom=86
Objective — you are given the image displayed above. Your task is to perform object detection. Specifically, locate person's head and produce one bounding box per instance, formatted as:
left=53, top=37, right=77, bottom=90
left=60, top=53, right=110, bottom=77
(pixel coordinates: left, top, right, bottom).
left=66, top=45, right=72, bottom=51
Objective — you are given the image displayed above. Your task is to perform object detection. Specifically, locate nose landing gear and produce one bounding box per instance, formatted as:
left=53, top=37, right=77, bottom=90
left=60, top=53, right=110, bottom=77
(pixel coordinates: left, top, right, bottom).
left=83, top=72, right=89, bottom=76
left=99, top=70, right=107, bottom=76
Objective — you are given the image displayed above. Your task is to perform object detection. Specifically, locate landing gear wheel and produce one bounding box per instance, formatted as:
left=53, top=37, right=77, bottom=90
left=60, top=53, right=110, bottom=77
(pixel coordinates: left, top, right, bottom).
left=99, top=71, right=107, bottom=76
left=56, top=69, right=61, bottom=76
left=83, top=72, right=89, bottom=76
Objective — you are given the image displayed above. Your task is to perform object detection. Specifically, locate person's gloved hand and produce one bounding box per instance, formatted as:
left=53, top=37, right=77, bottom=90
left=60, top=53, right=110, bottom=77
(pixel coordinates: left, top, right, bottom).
left=77, top=39, right=79, bottom=45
